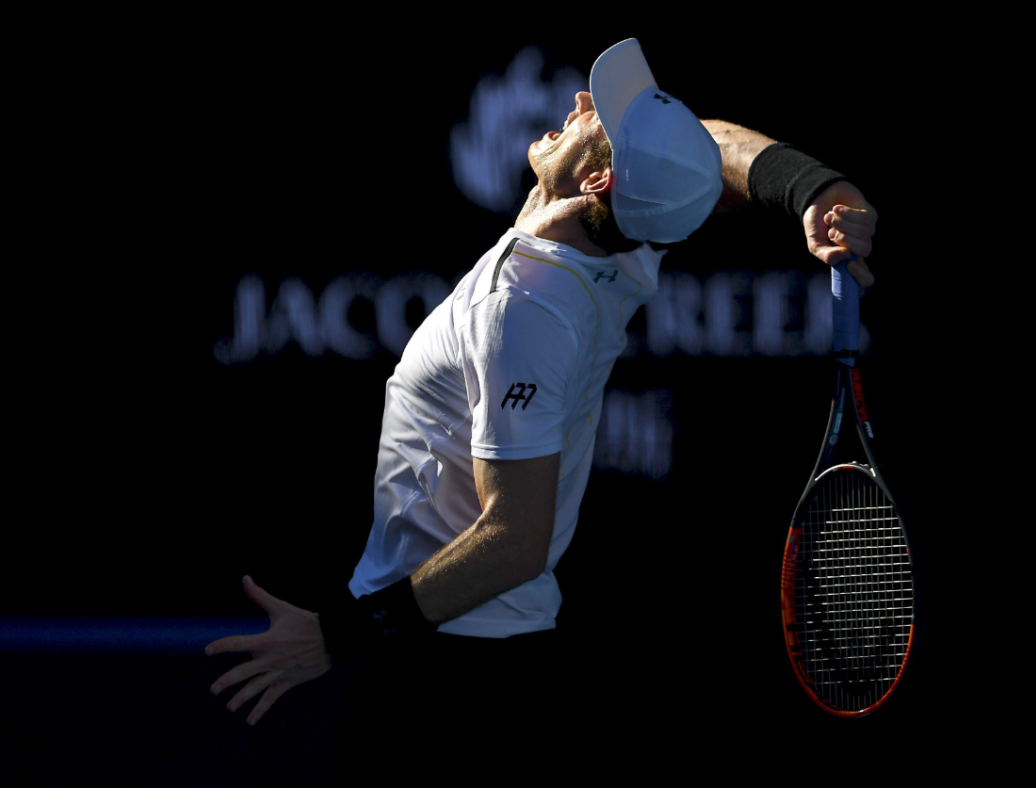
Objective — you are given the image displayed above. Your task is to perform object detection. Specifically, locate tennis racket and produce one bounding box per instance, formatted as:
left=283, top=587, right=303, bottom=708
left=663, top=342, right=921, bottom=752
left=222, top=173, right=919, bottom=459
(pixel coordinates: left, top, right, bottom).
left=780, top=257, right=915, bottom=717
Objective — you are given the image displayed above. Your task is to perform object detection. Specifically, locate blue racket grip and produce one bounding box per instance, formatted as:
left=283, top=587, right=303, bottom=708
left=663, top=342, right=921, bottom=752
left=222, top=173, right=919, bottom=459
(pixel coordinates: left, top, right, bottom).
left=831, top=258, right=859, bottom=366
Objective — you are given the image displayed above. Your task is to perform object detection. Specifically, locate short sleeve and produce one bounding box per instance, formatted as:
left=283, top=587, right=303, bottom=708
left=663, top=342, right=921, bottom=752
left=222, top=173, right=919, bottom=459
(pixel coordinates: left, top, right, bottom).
left=462, top=293, right=578, bottom=461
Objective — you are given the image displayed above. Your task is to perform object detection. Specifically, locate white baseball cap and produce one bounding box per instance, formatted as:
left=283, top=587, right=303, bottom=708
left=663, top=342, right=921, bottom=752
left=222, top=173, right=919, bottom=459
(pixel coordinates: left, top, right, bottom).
left=589, top=39, right=723, bottom=243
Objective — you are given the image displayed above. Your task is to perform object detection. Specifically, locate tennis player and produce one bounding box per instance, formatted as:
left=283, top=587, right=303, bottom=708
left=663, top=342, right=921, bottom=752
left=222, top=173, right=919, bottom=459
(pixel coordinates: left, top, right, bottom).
left=204, top=39, right=878, bottom=780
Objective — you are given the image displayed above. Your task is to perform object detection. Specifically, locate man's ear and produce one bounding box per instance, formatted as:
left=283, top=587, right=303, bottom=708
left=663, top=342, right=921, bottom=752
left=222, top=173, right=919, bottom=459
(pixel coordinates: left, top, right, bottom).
left=580, top=167, right=612, bottom=196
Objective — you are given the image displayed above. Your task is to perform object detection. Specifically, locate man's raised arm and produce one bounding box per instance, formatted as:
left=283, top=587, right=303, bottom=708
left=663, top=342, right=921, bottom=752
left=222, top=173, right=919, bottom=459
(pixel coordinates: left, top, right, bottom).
left=701, top=119, right=878, bottom=287
left=701, top=120, right=777, bottom=215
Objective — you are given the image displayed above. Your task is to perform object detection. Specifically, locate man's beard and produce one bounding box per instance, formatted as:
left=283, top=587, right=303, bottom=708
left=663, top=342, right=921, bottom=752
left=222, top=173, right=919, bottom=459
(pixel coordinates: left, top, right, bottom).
left=528, top=147, right=560, bottom=194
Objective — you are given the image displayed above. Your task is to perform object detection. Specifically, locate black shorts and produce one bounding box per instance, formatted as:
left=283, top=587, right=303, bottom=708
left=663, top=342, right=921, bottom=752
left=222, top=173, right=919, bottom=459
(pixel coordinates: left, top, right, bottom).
left=322, top=628, right=570, bottom=783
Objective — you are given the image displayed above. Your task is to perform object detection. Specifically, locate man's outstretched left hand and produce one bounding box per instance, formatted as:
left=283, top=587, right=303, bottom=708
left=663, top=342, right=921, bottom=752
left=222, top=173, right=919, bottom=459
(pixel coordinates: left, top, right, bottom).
left=804, top=180, right=878, bottom=287
left=205, top=576, right=332, bottom=726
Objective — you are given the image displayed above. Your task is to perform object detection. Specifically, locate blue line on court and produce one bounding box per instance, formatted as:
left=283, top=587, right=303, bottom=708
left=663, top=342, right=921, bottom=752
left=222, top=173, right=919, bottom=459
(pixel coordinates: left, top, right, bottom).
left=0, top=617, right=270, bottom=654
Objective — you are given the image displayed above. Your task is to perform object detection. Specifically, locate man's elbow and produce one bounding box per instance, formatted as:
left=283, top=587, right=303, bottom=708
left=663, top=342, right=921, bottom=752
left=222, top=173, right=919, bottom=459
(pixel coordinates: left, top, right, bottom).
left=519, top=542, right=550, bottom=584
left=496, top=524, right=550, bottom=586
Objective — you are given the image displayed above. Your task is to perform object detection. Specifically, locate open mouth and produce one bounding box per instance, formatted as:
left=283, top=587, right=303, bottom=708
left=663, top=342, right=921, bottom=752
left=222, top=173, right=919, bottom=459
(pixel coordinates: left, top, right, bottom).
left=542, top=114, right=575, bottom=144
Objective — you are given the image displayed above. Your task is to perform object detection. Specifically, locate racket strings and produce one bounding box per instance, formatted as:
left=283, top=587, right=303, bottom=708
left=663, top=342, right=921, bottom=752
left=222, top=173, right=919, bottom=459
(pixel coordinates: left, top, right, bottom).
left=792, top=470, right=913, bottom=712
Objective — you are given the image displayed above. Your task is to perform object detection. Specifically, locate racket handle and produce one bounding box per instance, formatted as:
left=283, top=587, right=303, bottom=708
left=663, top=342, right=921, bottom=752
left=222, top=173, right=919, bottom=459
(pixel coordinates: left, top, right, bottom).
left=831, top=258, right=860, bottom=366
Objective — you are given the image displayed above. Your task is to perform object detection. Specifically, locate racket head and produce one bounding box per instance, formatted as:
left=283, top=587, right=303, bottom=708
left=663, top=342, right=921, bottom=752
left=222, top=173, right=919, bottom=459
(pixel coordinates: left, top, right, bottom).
left=781, top=463, right=915, bottom=717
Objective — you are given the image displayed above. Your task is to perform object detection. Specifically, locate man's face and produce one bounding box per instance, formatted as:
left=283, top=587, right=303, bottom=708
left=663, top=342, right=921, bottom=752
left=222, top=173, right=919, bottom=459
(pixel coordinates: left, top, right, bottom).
left=528, top=91, right=607, bottom=196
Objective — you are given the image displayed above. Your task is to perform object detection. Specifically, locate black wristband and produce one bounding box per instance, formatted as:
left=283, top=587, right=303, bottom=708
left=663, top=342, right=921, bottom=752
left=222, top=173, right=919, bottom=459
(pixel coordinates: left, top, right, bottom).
left=318, top=576, right=436, bottom=665
left=747, top=142, right=847, bottom=220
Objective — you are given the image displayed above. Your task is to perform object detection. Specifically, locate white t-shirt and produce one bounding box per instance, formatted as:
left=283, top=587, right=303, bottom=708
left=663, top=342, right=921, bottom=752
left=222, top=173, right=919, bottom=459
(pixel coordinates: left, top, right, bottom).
left=348, top=228, right=664, bottom=637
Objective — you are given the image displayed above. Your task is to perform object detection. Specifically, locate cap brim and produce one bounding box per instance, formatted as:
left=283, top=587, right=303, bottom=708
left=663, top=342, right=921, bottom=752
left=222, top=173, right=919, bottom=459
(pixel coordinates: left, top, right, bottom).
left=589, top=39, right=657, bottom=147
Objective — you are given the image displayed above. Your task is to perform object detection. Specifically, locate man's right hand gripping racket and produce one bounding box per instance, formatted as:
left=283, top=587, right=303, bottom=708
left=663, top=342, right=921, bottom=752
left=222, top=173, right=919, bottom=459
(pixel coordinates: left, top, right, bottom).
left=780, top=258, right=916, bottom=717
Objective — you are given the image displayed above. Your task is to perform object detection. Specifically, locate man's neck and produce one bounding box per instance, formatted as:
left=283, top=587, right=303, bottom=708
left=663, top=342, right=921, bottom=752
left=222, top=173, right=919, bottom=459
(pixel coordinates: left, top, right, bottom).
left=514, top=185, right=611, bottom=258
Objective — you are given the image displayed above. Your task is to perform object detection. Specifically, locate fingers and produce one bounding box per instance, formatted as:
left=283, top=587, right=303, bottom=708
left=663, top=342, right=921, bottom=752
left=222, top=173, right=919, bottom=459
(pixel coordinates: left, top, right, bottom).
left=807, top=242, right=875, bottom=286
left=804, top=227, right=876, bottom=285
left=210, top=657, right=269, bottom=696
left=246, top=681, right=291, bottom=726
left=241, top=575, right=284, bottom=616
left=826, top=203, right=878, bottom=226
left=826, top=226, right=873, bottom=258
left=204, top=575, right=283, bottom=656
left=804, top=186, right=879, bottom=286
left=847, top=257, right=875, bottom=288
left=805, top=211, right=843, bottom=263
left=225, top=670, right=279, bottom=714
left=823, top=206, right=876, bottom=258
left=205, top=632, right=263, bottom=656
left=810, top=240, right=854, bottom=267
left=217, top=669, right=291, bottom=726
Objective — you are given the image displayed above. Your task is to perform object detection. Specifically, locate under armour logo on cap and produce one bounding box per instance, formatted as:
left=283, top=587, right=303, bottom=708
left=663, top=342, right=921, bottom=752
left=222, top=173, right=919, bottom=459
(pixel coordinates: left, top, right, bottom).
left=590, top=39, right=723, bottom=243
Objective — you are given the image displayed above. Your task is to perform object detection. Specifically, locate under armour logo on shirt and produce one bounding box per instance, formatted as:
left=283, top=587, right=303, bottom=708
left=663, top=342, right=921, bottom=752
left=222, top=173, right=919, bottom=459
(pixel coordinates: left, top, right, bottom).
left=594, top=270, right=618, bottom=284
left=654, top=93, right=671, bottom=104
left=501, top=382, right=538, bottom=410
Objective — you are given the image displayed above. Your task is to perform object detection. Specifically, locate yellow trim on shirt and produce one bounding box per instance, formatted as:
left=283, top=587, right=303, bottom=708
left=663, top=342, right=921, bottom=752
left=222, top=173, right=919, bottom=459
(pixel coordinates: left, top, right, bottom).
left=508, top=248, right=603, bottom=479
left=617, top=281, right=642, bottom=331
left=510, top=250, right=600, bottom=408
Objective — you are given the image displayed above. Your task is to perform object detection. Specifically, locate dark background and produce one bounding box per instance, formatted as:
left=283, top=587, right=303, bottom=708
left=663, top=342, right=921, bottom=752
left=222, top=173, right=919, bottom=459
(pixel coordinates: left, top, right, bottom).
left=8, top=18, right=979, bottom=785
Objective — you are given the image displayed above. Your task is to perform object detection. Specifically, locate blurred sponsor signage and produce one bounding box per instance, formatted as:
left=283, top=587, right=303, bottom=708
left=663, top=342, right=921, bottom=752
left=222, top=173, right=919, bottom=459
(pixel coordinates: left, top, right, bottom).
left=214, top=269, right=865, bottom=365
